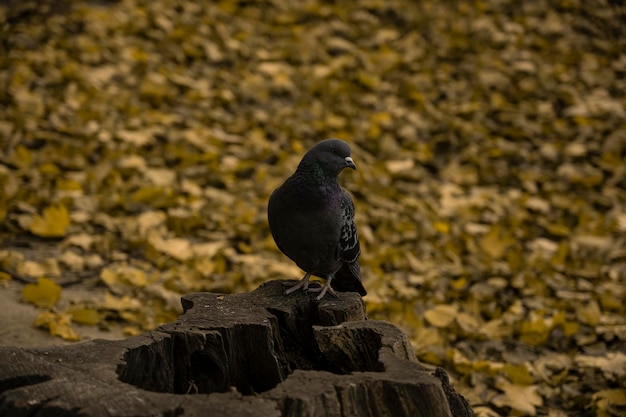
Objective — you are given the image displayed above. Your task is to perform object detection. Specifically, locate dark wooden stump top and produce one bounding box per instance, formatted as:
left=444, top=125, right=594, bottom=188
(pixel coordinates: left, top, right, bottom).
left=0, top=280, right=474, bottom=417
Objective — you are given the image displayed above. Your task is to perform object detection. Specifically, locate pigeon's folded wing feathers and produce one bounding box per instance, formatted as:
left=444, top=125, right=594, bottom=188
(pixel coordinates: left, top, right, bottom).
left=338, top=191, right=360, bottom=264
left=332, top=191, right=366, bottom=296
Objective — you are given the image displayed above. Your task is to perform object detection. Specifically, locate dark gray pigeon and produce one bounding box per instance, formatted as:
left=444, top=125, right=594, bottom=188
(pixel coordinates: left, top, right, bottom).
left=268, top=139, right=366, bottom=300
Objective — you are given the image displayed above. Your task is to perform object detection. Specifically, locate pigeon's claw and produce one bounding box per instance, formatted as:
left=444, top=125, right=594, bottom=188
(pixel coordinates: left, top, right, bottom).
left=284, top=273, right=311, bottom=295
left=306, top=276, right=339, bottom=301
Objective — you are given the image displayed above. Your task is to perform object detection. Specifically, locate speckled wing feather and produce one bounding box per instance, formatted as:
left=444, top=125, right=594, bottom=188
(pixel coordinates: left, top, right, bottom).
left=332, top=190, right=366, bottom=295
left=338, top=190, right=360, bottom=264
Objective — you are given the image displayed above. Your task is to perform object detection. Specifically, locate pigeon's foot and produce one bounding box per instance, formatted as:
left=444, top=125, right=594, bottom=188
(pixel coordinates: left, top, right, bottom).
left=307, top=278, right=339, bottom=301
left=284, top=273, right=311, bottom=295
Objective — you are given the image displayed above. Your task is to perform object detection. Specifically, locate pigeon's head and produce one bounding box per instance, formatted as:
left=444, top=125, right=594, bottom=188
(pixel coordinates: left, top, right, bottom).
left=300, top=139, right=356, bottom=177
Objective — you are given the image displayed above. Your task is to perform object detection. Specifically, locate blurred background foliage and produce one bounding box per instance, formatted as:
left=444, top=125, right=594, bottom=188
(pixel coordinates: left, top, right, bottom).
left=1, top=0, right=625, bottom=415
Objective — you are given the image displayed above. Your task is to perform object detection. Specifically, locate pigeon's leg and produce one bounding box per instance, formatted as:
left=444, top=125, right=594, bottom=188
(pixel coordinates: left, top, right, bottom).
left=306, top=275, right=339, bottom=301
left=284, top=272, right=312, bottom=295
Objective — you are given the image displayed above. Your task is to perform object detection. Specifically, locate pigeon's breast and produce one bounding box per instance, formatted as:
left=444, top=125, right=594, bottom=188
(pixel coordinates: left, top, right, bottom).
left=268, top=186, right=343, bottom=275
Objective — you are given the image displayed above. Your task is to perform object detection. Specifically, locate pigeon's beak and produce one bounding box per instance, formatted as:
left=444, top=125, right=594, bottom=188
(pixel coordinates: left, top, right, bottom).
left=344, top=156, right=356, bottom=170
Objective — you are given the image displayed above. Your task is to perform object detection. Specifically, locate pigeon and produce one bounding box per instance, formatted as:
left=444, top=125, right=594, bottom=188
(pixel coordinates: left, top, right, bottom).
left=268, top=139, right=367, bottom=301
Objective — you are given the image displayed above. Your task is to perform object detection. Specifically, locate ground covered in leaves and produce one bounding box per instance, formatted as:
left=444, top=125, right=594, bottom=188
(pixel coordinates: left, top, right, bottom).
left=1, top=0, right=625, bottom=415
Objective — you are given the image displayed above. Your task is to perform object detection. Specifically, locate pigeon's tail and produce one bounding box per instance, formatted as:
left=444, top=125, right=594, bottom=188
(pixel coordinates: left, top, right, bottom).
left=331, top=262, right=367, bottom=296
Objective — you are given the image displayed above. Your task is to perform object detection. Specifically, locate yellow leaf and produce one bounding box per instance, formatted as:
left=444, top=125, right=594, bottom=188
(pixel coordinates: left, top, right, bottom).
left=456, top=311, right=480, bottom=333
left=479, top=318, right=512, bottom=339
left=519, top=317, right=550, bottom=346
left=147, top=233, right=192, bottom=261
left=504, top=363, right=534, bottom=385
left=492, top=379, right=543, bottom=415
left=413, top=327, right=445, bottom=348
left=385, top=159, right=415, bottom=174
left=472, top=406, right=501, bottom=417
left=0, top=200, right=7, bottom=223
left=101, top=265, right=148, bottom=290
left=544, top=223, right=570, bottom=237
left=550, top=241, right=569, bottom=267
left=533, top=353, right=572, bottom=385
left=68, top=308, right=101, bottom=325
left=505, top=242, right=524, bottom=270
left=29, top=203, right=70, bottom=237
left=56, top=178, right=83, bottom=192
left=480, top=224, right=514, bottom=259
left=575, top=352, right=626, bottom=381
left=563, top=321, right=579, bottom=337
left=17, top=260, right=46, bottom=278
left=370, top=111, right=392, bottom=126
left=451, top=276, right=468, bottom=290
left=357, top=71, right=381, bottom=89
left=144, top=168, right=176, bottom=187
left=64, top=233, right=97, bottom=250
left=592, top=389, right=626, bottom=416
left=551, top=310, right=566, bottom=327
left=38, top=162, right=61, bottom=175
left=192, top=241, right=226, bottom=259
left=123, top=326, right=141, bottom=336
left=116, top=129, right=153, bottom=146
left=0, top=271, right=11, bottom=282
left=34, top=311, right=79, bottom=341
left=22, top=277, right=61, bottom=308
left=49, top=314, right=80, bottom=341
left=136, top=211, right=167, bottom=236
left=131, top=186, right=172, bottom=203
left=576, top=299, right=601, bottom=326
left=34, top=311, right=56, bottom=327
left=433, top=221, right=451, bottom=234
left=448, top=348, right=473, bottom=375
left=599, top=290, right=623, bottom=311
left=416, top=350, right=443, bottom=366
left=473, top=360, right=503, bottom=376
left=104, top=292, right=141, bottom=311
left=424, top=304, right=458, bottom=328
left=10, top=145, right=32, bottom=169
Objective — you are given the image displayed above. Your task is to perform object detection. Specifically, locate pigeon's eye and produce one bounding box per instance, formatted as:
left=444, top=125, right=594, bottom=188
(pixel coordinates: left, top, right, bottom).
left=330, top=148, right=336, bottom=154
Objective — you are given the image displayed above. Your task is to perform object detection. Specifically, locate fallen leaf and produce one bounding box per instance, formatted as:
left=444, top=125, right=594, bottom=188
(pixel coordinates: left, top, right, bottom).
left=473, top=406, right=502, bottom=417
left=22, top=277, right=61, bottom=308
left=136, top=211, right=167, bottom=236
left=576, top=299, right=602, bottom=326
left=424, top=304, right=459, bottom=328
left=63, top=233, right=96, bottom=250
left=101, top=265, right=148, bottom=290
left=575, top=352, right=626, bottom=381
left=147, top=233, right=192, bottom=261
left=456, top=311, right=481, bottom=333
left=492, top=378, right=543, bottom=415
left=503, top=363, right=534, bottom=385
left=519, top=316, right=550, bottom=346
left=29, top=203, right=71, bottom=237
left=592, top=389, right=626, bottom=417
left=104, top=292, right=142, bottom=311
left=480, top=224, right=515, bottom=259
left=68, top=307, right=101, bottom=325
left=385, top=159, right=415, bottom=174
left=34, top=311, right=79, bottom=341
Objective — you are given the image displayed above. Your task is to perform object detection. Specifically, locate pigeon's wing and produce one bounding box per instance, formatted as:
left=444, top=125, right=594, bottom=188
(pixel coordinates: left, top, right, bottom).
left=337, top=190, right=360, bottom=264
left=332, top=190, right=367, bottom=295
left=333, top=262, right=366, bottom=295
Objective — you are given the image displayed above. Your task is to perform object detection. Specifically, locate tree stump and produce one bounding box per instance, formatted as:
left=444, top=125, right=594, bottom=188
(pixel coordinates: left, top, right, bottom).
left=0, top=280, right=474, bottom=417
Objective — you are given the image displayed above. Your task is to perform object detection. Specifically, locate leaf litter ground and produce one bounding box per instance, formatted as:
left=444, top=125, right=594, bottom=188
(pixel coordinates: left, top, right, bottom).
left=1, top=0, right=625, bottom=415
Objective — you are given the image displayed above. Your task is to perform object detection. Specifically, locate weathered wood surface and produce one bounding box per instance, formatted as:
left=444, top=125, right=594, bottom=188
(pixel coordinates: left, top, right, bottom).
left=0, top=280, right=474, bottom=417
